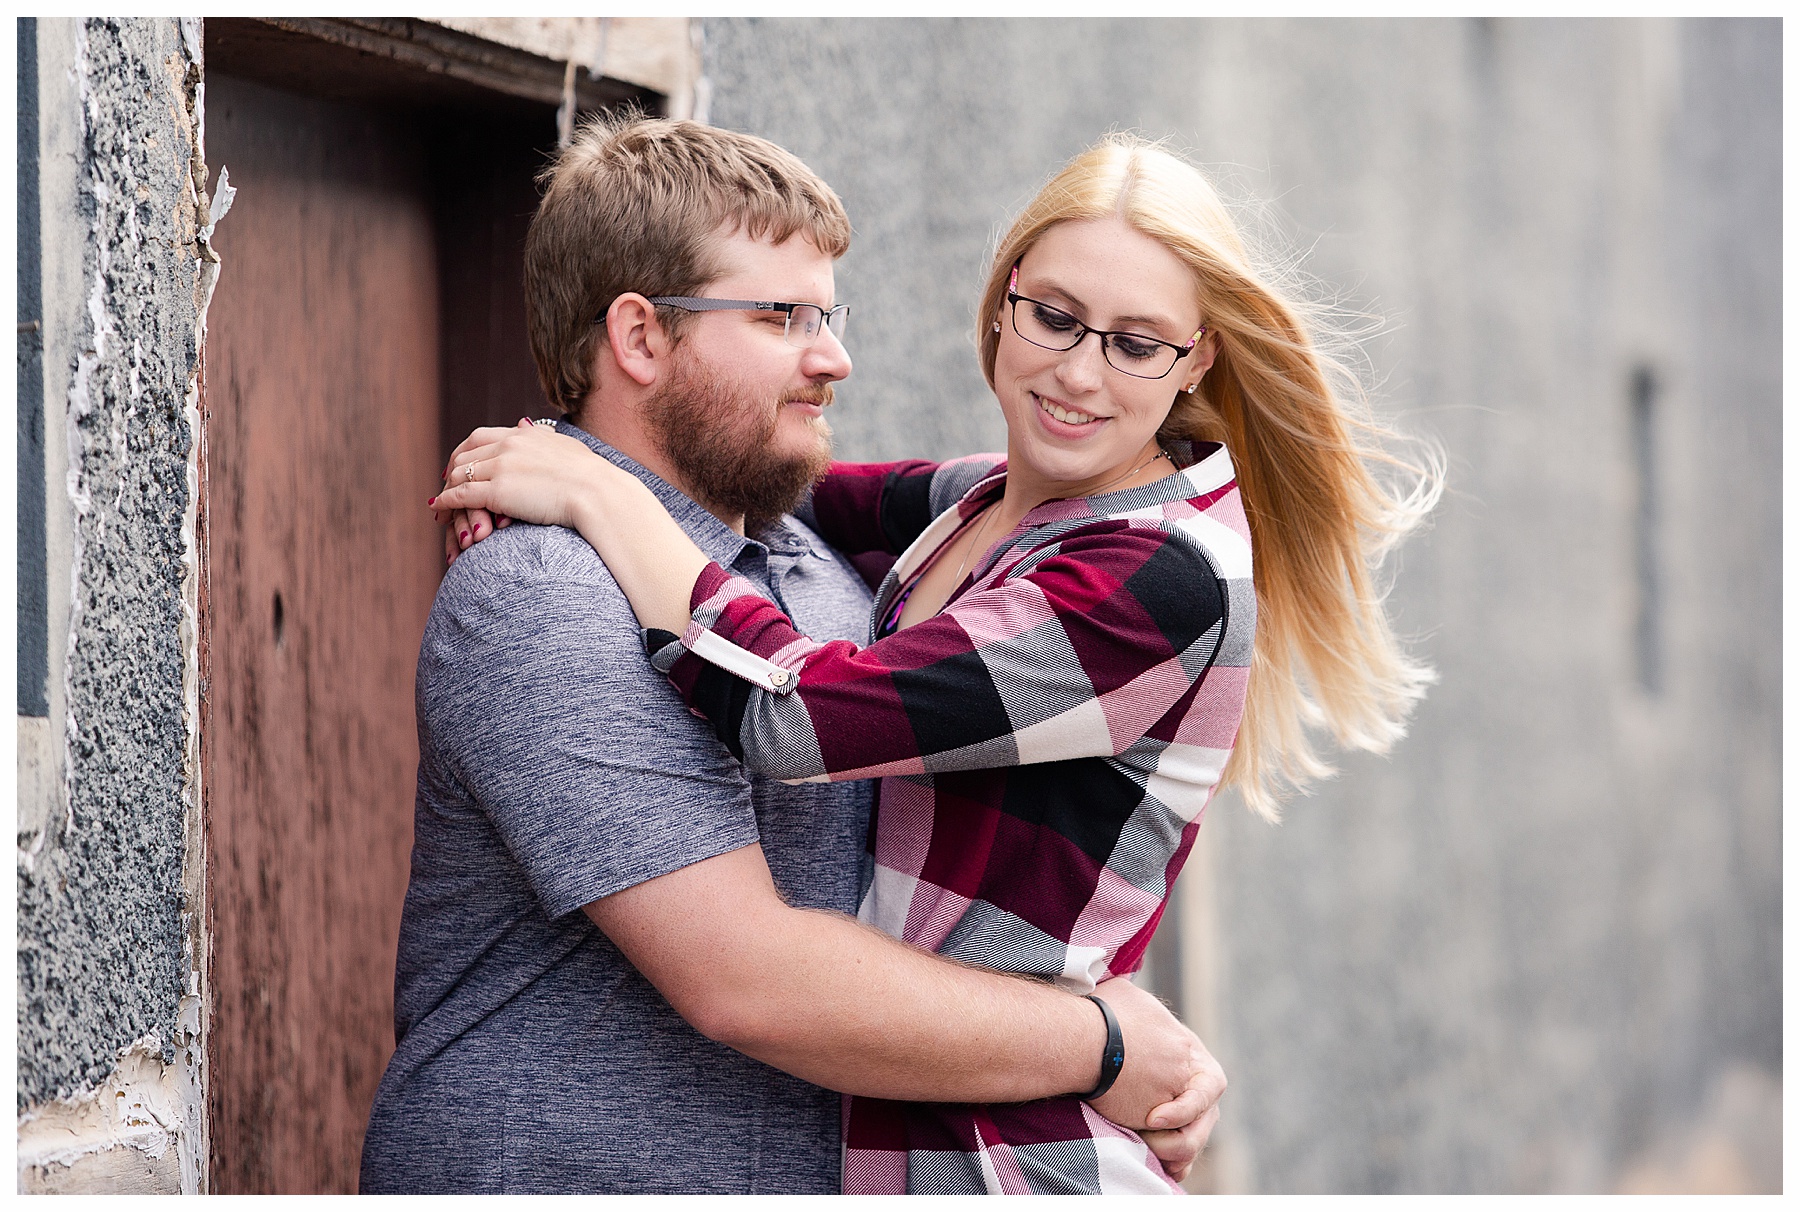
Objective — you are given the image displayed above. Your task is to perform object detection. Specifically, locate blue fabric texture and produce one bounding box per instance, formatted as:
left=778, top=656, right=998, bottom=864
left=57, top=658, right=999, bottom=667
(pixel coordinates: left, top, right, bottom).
left=360, top=424, right=874, bottom=1194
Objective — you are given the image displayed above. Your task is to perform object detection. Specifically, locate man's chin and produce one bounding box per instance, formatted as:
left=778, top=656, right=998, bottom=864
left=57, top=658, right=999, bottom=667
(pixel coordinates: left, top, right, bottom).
left=775, top=419, right=834, bottom=468
left=738, top=438, right=832, bottom=530
left=784, top=410, right=832, bottom=444
left=647, top=367, right=836, bottom=526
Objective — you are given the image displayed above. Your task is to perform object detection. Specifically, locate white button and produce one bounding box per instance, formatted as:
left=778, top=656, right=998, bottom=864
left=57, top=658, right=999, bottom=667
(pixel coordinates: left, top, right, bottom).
left=769, top=669, right=790, bottom=687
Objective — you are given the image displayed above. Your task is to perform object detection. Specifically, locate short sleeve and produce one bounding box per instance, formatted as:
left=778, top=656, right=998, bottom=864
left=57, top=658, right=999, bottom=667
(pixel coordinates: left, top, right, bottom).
left=420, top=537, right=759, bottom=919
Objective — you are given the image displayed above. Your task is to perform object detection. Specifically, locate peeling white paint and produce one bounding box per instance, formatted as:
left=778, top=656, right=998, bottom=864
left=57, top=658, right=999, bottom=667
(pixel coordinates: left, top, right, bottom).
left=176, top=47, right=220, bottom=1192
left=197, top=164, right=234, bottom=258
left=178, top=18, right=202, bottom=67
left=16, top=1019, right=206, bottom=1194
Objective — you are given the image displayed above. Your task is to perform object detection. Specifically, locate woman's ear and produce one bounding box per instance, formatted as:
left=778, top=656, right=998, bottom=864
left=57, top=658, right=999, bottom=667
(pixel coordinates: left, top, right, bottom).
left=1195, top=325, right=1224, bottom=378
left=1185, top=330, right=1220, bottom=386
left=604, top=293, right=670, bottom=388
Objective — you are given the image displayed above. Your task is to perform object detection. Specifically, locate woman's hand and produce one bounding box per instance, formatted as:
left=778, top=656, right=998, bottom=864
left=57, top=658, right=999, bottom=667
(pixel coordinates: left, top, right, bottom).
left=438, top=495, right=507, bottom=568
left=432, top=419, right=615, bottom=563
left=432, top=418, right=711, bottom=635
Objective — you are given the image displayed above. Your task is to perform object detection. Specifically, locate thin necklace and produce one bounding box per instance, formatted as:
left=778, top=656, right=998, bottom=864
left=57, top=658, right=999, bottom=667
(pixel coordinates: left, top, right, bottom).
left=950, top=447, right=1171, bottom=590
left=951, top=504, right=1000, bottom=588
left=1088, top=446, right=1173, bottom=497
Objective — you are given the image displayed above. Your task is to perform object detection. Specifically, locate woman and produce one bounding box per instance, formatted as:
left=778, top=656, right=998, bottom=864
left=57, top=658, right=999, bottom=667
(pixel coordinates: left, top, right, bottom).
left=433, top=134, right=1439, bottom=1194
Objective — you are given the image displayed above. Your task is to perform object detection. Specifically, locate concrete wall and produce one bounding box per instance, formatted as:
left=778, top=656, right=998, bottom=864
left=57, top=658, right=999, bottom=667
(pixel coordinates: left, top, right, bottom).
left=16, top=17, right=215, bottom=1193
left=702, top=17, right=1780, bottom=1193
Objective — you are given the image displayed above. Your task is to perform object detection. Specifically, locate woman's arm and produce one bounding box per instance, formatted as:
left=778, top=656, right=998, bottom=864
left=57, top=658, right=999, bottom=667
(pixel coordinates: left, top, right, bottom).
left=430, top=425, right=1230, bottom=784
left=431, top=422, right=724, bottom=633
left=801, top=454, right=1002, bottom=558
left=799, top=460, right=936, bottom=557
left=655, top=524, right=1230, bottom=783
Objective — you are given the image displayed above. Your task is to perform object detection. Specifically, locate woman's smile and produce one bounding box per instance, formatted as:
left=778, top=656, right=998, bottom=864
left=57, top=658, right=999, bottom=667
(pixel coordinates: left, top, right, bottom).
left=1033, top=391, right=1104, bottom=429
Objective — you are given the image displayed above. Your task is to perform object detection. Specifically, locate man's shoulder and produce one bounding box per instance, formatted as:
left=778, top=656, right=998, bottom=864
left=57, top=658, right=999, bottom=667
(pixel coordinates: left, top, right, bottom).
left=429, top=522, right=634, bottom=624
left=419, top=524, right=645, bottom=695
left=437, top=521, right=618, bottom=600
left=412, top=521, right=759, bottom=920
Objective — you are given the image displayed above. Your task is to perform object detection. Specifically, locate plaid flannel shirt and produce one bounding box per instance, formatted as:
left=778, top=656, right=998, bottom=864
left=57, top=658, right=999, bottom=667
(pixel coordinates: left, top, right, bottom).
left=646, top=441, right=1255, bottom=1194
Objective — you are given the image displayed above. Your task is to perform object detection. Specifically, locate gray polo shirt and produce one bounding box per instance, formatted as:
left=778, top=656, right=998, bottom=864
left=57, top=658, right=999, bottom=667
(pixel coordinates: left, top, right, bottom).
left=360, top=424, right=874, bottom=1194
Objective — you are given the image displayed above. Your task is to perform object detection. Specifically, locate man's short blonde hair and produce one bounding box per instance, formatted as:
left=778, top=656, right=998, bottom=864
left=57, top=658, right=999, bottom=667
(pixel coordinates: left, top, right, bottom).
left=525, top=114, right=853, bottom=414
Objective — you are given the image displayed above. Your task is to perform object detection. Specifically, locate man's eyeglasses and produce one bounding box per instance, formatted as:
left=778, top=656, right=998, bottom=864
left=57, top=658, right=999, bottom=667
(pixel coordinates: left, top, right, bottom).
left=645, top=296, right=850, bottom=349
left=1004, top=265, right=1203, bottom=380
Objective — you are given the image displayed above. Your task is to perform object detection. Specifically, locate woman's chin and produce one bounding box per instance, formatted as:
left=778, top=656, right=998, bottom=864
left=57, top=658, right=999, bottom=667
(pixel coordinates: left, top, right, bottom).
left=1013, top=449, right=1119, bottom=493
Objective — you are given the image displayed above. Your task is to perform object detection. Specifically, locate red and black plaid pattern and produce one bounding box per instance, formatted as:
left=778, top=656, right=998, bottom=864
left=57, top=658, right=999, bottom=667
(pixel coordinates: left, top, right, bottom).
left=650, top=443, right=1255, bottom=1194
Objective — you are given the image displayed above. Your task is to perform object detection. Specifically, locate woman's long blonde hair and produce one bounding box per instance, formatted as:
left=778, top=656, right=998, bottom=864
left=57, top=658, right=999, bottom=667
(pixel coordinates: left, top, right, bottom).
left=977, top=134, right=1442, bottom=822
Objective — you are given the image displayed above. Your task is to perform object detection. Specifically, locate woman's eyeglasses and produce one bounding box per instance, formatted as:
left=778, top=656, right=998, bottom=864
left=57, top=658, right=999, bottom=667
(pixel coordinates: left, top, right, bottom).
left=645, top=296, right=850, bottom=349
left=1004, top=265, right=1203, bottom=380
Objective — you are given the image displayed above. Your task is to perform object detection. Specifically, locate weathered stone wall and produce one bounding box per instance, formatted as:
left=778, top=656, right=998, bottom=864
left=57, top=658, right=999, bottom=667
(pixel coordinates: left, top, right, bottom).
left=17, top=17, right=213, bottom=1193
left=702, top=16, right=1780, bottom=1193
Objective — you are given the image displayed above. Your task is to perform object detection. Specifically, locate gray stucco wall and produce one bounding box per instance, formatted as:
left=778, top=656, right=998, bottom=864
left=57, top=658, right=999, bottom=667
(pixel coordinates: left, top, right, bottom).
left=17, top=16, right=206, bottom=1111
left=703, top=17, right=1780, bottom=1193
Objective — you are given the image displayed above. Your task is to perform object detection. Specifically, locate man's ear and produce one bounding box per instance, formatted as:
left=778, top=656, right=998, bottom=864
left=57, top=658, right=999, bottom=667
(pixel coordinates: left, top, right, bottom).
left=604, top=293, right=672, bottom=388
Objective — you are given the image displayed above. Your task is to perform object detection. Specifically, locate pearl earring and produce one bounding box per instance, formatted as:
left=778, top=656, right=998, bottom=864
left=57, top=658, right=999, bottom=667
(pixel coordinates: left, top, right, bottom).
left=992, top=320, right=1001, bottom=332
left=1183, top=383, right=1198, bottom=394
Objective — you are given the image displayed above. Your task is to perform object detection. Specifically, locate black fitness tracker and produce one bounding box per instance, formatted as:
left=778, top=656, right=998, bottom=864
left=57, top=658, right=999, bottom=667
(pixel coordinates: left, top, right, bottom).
left=1080, top=993, right=1125, bottom=1100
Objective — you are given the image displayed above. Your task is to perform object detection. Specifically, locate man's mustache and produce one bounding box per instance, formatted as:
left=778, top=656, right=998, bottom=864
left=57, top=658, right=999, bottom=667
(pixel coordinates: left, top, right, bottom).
left=787, top=384, right=835, bottom=409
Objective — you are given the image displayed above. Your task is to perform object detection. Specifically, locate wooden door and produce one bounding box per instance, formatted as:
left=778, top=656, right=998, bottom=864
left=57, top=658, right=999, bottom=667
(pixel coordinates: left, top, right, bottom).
left=202, top=73, right=445, bottom=1193
left=200, top=19, right=649, bottom=1187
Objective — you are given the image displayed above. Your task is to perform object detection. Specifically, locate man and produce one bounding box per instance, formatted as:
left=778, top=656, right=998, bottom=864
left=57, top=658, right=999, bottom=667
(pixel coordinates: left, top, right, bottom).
left=360, top=116, right=1222, bottom=1194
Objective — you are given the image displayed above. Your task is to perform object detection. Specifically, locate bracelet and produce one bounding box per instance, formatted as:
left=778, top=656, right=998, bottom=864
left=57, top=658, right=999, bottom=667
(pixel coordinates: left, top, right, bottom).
left=1080, top=994, right=1125, bottom=1101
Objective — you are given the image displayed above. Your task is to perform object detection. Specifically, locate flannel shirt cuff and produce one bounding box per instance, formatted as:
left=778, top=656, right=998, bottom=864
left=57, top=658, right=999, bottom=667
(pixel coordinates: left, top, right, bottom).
left=642, top=627, right=685, bottom=673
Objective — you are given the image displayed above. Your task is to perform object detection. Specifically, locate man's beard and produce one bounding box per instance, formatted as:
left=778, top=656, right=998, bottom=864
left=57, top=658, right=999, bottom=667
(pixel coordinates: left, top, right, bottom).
left=644, top=350, right=835, bottom=533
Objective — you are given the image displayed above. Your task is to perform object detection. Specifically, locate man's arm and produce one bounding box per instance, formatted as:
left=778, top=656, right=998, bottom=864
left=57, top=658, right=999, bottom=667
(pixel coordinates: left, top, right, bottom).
left=430, top=554, right=1222, bottom=1148
left=586, top=842, right=1218, bottom=1129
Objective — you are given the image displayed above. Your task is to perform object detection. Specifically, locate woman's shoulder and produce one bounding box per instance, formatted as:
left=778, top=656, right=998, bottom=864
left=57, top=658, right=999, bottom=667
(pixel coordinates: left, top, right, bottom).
left=1008, top=513, right=1228, bottom=587
left=1004, top=444, right=1251, bottom=581
left=924, top=453, right=1007, bottom=515
left=1112, top=443, right=1249, bottom=574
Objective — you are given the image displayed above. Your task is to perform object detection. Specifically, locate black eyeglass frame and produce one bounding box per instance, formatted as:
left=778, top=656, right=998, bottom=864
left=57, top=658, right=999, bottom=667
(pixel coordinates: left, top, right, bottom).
left=643, top=295, right=850, bottom=348
left=1003, top=264, right=1204, bottom=381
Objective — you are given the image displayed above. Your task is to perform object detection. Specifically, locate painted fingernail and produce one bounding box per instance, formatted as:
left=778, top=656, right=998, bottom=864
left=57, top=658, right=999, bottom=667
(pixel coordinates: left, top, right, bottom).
left=428, top=496, right=436, bottom=506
